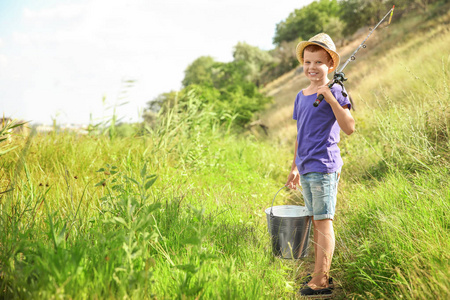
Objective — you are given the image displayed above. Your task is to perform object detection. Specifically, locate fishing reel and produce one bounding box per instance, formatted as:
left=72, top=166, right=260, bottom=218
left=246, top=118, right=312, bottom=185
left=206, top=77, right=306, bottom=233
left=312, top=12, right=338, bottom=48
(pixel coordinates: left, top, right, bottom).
left=331, top=71, right=348, bottom=98
left=313, top=71, right=348, bottom=107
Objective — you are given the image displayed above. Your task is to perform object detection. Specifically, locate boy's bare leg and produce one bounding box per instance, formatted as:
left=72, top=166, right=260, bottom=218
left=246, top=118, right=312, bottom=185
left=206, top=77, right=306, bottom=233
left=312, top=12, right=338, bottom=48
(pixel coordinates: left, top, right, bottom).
left=309, top=219, right=335, bottom=288
left=313, top=220, right=318, bottom=272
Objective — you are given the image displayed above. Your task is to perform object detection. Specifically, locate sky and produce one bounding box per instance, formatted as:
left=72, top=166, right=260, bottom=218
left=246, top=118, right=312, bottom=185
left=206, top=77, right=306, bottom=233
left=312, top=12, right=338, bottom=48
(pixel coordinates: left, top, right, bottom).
left=0, top=0, right=314, bottom=125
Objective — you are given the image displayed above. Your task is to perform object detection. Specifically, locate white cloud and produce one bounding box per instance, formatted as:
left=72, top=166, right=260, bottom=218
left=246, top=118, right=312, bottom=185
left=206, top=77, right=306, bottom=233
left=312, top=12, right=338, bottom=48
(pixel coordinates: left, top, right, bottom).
left=23, top=4, right=85, bottom=21
left=0, top=0, right=314, bottom=125
left=0, top=54, right=7, bottom=66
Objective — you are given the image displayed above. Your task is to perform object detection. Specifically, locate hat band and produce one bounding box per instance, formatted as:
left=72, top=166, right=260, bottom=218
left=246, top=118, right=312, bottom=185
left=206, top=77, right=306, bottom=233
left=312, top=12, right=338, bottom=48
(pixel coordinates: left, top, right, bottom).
left=311, top=41, right=330, bottom=49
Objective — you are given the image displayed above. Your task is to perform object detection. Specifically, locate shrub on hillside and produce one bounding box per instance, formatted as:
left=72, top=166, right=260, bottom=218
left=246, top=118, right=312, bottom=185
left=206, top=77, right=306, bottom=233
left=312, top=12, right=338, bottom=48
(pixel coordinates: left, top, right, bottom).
left=146, top=54, right=272, bottom=129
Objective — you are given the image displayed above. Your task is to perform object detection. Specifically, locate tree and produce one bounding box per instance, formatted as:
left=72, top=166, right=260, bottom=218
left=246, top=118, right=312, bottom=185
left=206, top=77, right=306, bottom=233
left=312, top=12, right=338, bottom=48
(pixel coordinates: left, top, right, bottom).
left=339, top=0, right=394, bottom=36
left=323, top=16, right=345, bottom=43
left=232, top=42, right=273, bottom=85
left=273, top=0, right=341, bottom=45
left=261, top=40, right=299, bottom=85
left=147, top=44, right=274, bottom=129
left=182, top=56, right=216, bottom=87
left=146, top=90, right=180, bottom=114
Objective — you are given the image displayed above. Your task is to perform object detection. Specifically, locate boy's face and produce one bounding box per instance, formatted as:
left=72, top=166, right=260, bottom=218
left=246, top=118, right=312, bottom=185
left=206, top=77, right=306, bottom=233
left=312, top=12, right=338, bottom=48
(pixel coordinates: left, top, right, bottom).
left=303, top=48, right=333, bottom=83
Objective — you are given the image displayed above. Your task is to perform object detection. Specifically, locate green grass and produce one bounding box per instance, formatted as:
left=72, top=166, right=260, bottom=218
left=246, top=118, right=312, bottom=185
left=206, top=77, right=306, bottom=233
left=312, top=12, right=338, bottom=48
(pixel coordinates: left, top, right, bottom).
left=329, top=4, right=450, bottom=299
left=1, top=3, right=450, bottom=299
left=335, top=168, right=450, bottom=299
left=0, top=104, right=301, bottom=299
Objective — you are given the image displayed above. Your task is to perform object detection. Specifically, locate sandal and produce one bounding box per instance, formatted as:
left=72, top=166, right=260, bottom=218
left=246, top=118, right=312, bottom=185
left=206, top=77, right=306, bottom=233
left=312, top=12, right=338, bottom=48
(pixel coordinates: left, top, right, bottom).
left=299, top=286, right=332, bottom=298
left=302, top=274, right=334, bottom=289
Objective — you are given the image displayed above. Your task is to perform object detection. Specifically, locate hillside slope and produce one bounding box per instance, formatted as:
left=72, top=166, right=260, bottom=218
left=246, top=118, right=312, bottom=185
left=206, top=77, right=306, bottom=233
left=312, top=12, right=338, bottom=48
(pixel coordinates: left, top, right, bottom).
left=260, top=4, right=450, bottom=144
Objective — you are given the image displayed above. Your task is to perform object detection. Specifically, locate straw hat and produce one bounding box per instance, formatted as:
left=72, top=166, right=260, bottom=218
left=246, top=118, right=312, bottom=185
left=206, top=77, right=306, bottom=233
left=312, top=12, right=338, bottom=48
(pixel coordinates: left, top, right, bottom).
left=296, top=33, right=340, bottom=73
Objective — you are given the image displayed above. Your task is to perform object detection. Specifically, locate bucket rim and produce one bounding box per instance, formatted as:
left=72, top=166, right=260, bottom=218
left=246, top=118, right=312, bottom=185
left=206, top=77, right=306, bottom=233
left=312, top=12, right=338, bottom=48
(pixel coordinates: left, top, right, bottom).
left=264, top=205, right=310, bottom=217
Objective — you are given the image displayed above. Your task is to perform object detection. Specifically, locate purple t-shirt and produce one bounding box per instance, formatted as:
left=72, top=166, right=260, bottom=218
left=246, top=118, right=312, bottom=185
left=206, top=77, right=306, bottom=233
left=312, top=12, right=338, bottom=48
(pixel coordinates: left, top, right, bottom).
left=292, top=85, right=351, bottom=175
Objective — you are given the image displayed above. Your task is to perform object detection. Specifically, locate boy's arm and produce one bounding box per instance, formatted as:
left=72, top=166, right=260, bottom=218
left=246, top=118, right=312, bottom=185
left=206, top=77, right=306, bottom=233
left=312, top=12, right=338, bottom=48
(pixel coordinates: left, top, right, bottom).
left=329, top=101, right=355, bottom=135
left=317, top=85, right=355, bottom=135
left=286, top=140, right=300, bottom=189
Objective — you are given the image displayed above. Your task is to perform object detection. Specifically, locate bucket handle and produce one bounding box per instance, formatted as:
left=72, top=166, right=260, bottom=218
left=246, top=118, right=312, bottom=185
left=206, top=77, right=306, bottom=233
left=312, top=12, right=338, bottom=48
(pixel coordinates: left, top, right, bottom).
left=270, top=186, right=288, bottom=218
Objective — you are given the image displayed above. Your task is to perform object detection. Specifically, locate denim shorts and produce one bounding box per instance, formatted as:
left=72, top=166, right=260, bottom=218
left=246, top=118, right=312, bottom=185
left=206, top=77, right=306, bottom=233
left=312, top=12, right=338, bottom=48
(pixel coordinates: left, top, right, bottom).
left=300, top=169, right=341, bottom=220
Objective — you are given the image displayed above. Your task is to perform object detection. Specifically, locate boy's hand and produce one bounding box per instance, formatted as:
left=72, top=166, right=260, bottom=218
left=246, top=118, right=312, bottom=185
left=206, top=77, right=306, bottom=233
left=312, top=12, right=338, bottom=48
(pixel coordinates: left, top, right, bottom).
left=286, top=169, right=300, bottom=190
left=317, top=83, right=337, bottom=105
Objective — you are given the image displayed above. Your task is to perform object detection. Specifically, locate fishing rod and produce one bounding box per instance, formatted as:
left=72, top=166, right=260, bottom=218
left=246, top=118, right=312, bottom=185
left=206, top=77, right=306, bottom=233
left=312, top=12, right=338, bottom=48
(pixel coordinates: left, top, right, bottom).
left=314, top=5, right=395, bottom=107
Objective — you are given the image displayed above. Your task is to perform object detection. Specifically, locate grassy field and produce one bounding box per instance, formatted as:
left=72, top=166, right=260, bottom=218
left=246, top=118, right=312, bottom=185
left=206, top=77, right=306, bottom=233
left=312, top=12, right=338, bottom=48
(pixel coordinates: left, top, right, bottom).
left=1, top=3, right=450, bottom=300
left=1, top=107, right=303, bottom=298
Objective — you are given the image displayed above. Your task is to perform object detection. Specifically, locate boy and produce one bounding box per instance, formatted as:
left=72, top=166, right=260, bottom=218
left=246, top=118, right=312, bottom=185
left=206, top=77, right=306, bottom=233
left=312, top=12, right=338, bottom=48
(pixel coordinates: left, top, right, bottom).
left=286, top=33, right=355, bottom=298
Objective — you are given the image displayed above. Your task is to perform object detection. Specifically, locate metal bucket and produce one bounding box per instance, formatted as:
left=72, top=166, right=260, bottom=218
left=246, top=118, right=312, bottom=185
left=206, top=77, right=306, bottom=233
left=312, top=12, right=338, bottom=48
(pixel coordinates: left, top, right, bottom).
left=265, top=187, right=312, bottom=259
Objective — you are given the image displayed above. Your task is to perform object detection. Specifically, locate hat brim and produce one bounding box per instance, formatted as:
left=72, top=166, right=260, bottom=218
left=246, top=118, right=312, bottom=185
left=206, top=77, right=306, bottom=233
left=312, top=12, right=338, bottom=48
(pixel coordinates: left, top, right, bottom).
left=296, top=41, right=340, bottom=74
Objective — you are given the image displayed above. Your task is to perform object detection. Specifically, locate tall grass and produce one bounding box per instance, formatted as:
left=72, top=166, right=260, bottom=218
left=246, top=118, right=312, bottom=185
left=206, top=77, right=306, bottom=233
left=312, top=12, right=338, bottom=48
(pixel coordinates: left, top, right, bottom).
left=331, top=7, right=450, bottom=299
left=341, top=11, right=450, bottom=179
left=335, top=168, right=450, bottom=299
left=0, top=91, right=300, bottom=299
